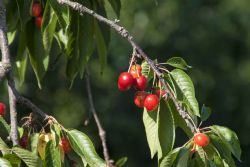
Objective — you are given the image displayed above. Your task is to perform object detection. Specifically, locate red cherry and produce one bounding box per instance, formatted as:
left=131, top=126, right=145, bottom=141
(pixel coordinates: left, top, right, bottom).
left=144, top=94, right=159, bottom=111
left=194, top=133, right=210, bottom=147
left=129, top=64, right=142, bottom=79
left=20, top=135, right=29, bottom=148
left=118, top=72, right=134, bottom=91
left=32, top=3, right=42, bottom=17
left=61, top=137, right=71, bottom=154
left=134, top=75, right=147, bottom=90
left=134, top=91, right=148, bottom=108
left=35, top=16, right=43, bottom=29
left=0, top=102, right=5, bottom=117
left=155, top=89, right=166, bottom=98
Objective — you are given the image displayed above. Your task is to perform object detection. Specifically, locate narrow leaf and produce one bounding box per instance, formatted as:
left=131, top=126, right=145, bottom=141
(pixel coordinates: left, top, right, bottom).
left=44, top=141, right=61, bottom=167
left=25, top=20, right=48, bottom=88
left=29, top=133, right=40, bottom=154
left=115, top=157, right=128, bottom=167
left=158, top=101, right=175, bottom=159
left=143, top=107, right=159, bottom=158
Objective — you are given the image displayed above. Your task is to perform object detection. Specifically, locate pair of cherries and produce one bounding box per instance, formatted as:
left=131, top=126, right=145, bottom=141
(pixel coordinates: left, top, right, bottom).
left=32, top=2, right=43, bottom=28
left=118, top=64, right=160, bottom=111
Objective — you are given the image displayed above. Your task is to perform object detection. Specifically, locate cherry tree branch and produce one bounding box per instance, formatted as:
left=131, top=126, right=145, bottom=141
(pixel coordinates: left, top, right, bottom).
left=0, top=0, right=19, bottom=145
left=85, top=67, right=114, bottom=167
left=57, top=0, right=197, bottom=133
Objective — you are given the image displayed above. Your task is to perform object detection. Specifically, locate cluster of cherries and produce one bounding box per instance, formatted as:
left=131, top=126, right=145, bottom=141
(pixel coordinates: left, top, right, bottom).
left=20, top=133, right=71, bottom=154
left=118, top=64, right=166, bottom=111
left=0, top=102, right=5, bottom=117
left=32, top=2, right=43, bottom=28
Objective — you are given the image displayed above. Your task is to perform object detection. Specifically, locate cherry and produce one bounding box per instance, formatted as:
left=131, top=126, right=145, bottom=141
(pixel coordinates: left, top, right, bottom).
left=144, top=94, right=159, bottom=111
left=0, top=102, right=5, bottom=117
left=118, top=72, right=134, bottom=91
left=129, top=64, right=142, bottom=79
left=134, top=91, right=148, bottom=108
left=20, top=135, right=29, bottom=149
left=60, top=137, right=71, bottom=154
left=32, top=3, right=42, bottom=17
left=35, top=16, right=43, bottom=29
left=155, top=89, right=166, bottom=98
left=134, top=75, right=147, bottom=90
left=194, top=133, right=210, bottom=147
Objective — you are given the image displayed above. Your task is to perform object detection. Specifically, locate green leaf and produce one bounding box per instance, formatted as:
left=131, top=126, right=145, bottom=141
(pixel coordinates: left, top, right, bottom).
left=0, top=117, right=10, bottom=139
left=94, top=20, right=108, bottom=74
left=16, top=0, right=32, bottom=27
left=167, top=99, right=192, bottom=137
left=44, top=141, right=61, bottom=167
left=50, top=124, right=61, bottom=146
left=210, top=125, right=241, bottom=161
left=196, top=147, right=207, bottom=166
left=3, top=154, right=21, bottom=165
left=158, top=101, right=175, bottom=159
left=25, top=20, right=48, bottom=88
left=115, top=157, right=128, bottom=167
left=42, top=2, right=57, bottom=58
left=173, top=148, right=189, bottom=167
left=209, top=134, right=231, bottom=163
left=143, top=107, right=159, bottom=158
left=141, top=60, right=154, bottom=81
left=49, top=0, right=69, bottom=28
left=29, top=133, right=40, bottom=154
left=0, top=137, right=10, bottom=154
left=201, top=105, right=211, bottom=122
left=12, top=147, right=42, bottom=167
left=0, top=158, right=12, bottom=167
left=93, top=0, right=110, bottom=74
left=67, top=129, right=106, bottom=167
left=166, top=57, right=191, bottom=70
left=66, top=0, right=94, bottom=83
left=107, top=0, right=121, bottom=17
left=7, top=31, right=16, bottom=45
left=159, top=147, right=182, bottom=167
left=170, top=69, right=200, bottom=117
left=16, top=27, right=28, bottom=84
left=6, top=1, right=19, bottom=32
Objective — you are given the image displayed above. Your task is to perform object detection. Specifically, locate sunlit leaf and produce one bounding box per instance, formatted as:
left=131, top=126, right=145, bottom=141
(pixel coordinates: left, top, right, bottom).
left=67, top=129, right=106, bottom=167
left=12, top=147, right=42, bottom=167
left=171, top=69, right=200, bottom=116
left=166, top=57, right=191, bottom=70
left=44, top=141, right=61, bottom=167
left=210, top=125, right=241, bottom=161
left=0, top=158, right=12, bottom=167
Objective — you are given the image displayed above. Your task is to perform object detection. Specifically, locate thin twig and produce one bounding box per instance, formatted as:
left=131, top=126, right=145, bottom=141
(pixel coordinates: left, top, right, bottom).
left=0, top=0, right=19, bottom=145
left=57, top=0, right=197, bottom=133
left=85, top=67, right=114, bottom=167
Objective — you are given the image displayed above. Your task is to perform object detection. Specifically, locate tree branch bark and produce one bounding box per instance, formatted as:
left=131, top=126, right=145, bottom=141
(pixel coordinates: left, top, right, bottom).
left=85, top=67, right=114, bottom=167
left=0, top=0, right=19, bottom=145
left=57, top=0, right=197, bottom=133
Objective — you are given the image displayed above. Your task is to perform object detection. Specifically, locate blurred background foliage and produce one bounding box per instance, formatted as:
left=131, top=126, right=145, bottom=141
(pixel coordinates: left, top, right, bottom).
left=1, top=0, right=250, bottom=166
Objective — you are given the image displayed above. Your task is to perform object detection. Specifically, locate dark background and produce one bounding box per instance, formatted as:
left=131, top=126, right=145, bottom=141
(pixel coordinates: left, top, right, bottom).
left=1, top=0, right=250, bottom=166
